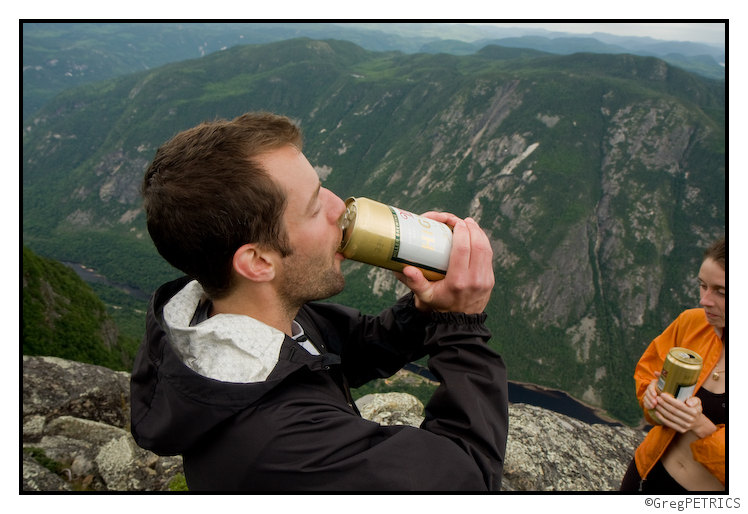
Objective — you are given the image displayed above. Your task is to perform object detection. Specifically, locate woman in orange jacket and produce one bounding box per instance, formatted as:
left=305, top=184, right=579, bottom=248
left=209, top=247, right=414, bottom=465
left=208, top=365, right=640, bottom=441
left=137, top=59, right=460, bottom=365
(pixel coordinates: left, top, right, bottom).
left=620, top=237, right=725, bottom=492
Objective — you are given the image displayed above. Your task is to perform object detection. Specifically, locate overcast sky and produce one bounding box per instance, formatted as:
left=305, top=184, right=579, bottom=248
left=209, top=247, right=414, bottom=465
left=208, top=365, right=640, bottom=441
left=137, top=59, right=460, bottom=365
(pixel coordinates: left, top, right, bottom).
left=467, top=22, right=725, bottom=46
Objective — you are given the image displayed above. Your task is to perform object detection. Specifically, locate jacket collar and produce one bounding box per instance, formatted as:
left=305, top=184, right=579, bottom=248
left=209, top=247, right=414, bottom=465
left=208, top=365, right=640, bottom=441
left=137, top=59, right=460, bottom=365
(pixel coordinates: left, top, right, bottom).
left=159, top=278, right=336, bottom=384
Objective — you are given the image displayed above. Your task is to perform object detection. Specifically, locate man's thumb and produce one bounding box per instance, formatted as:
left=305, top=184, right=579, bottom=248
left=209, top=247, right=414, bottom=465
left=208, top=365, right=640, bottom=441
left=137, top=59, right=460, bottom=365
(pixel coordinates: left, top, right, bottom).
left=402, top=266, right=429, bottom=293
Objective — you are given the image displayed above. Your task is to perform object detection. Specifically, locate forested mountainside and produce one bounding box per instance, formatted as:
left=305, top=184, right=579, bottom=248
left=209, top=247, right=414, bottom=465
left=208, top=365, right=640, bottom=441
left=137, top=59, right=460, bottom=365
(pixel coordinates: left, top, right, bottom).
left=22, top=38, right=725, bottom=424
left=22, top=246, right=140, bottom=371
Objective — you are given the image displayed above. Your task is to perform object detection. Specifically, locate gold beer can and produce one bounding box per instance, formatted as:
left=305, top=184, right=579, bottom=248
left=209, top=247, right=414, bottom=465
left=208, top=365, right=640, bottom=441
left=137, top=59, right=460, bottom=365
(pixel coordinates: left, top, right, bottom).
left=649, top=347, right=703, bottom=422
left=337, top=197, right=452, bottom=281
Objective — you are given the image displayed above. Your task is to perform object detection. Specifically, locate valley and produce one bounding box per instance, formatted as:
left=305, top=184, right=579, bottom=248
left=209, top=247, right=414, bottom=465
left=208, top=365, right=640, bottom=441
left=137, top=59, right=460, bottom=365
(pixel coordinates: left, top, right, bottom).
left=22, top=36, right=725, bottom=426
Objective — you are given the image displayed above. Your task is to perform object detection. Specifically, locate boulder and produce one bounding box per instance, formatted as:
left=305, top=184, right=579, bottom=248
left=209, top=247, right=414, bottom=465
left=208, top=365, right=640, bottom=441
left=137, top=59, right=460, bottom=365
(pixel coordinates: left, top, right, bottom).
left=23, top=355, right=131, bottom=435
left=22, top=356, right=184, bottom=491
left=356, top=392, right=426, bottom=427
left=22, top=450, right=73, bottom=491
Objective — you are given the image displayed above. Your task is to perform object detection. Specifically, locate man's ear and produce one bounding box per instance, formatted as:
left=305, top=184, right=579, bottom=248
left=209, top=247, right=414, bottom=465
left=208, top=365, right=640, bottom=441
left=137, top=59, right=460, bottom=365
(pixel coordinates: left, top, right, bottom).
left=232, top=243, right=276, bottom=282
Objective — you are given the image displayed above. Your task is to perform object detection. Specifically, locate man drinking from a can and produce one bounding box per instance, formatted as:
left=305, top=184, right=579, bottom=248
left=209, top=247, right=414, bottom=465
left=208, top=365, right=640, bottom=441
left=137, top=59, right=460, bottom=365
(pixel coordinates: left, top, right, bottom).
left=130, top=111, right=508, bottom=491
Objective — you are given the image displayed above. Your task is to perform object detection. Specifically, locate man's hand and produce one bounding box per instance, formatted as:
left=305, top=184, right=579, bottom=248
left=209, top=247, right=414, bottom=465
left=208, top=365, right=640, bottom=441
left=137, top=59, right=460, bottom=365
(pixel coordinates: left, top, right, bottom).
left=394, top=213, right=494, bottom=315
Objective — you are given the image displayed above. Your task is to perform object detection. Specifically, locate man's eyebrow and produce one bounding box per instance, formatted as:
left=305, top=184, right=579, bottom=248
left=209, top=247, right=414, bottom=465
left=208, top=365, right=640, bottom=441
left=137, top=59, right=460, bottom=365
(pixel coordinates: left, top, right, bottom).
left=306, top=182, right=321, bottom=214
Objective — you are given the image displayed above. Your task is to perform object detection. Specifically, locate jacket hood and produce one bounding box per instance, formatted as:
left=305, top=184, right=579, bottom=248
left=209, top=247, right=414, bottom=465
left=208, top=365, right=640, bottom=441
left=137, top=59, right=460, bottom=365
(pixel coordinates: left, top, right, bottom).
left=130, top=277, right=339, bottom=455
left=164, top=279, right=286, bottom=383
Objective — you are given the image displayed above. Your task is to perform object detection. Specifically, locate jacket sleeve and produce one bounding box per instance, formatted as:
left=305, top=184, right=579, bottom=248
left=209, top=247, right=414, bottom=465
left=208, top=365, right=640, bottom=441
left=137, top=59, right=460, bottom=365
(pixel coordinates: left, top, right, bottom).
left=199, top=296, right=508, bottom=491
left=303, top=293, right=435, bottom=387
left=690, top=425, right=725, bottom=486
left=418, top=309, right=508, bottom=491
left=634, top=314, right=684, bottom=425
left=308, top=294, right=507, bottom=490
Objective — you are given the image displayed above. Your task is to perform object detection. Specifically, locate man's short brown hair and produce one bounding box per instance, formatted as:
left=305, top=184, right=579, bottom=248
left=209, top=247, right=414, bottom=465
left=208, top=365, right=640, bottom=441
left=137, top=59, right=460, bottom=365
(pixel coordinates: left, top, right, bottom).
left=142, top=112, right=302, bottom=299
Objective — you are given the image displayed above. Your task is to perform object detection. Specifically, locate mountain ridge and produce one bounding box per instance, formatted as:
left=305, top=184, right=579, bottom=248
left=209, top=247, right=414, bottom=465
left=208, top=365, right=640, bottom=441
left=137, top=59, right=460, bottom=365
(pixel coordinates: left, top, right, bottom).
left=22, top=22, right=724, bottom=119
left=22, top=37, right=725, bottom=425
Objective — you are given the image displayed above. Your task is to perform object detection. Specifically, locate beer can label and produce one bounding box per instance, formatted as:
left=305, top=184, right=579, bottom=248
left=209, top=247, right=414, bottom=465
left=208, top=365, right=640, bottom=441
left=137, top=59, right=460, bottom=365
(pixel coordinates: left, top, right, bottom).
left=657, top=373, right=667, bottom=392
left=389, top=206, right=452, bottom=275
left=674, top=384, right=696, bottom=402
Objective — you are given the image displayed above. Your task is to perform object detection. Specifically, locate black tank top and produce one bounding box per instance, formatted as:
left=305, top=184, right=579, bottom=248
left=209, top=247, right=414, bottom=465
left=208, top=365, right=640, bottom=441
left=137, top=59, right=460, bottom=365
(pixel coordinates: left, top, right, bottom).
left=696, top=386, right=726, bottom=426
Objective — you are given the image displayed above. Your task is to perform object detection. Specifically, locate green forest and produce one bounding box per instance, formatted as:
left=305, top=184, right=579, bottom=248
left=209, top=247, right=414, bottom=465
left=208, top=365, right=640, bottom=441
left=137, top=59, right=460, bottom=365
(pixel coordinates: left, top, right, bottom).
left=22, top=246, right=142, bottom=371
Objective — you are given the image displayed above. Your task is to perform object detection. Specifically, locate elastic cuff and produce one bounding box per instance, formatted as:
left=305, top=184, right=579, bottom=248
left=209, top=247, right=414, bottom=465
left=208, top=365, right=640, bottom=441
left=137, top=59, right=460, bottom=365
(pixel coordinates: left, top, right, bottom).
left=398, top=292, right=488, bottom=325
left=428, top=310, right=488, bottom=325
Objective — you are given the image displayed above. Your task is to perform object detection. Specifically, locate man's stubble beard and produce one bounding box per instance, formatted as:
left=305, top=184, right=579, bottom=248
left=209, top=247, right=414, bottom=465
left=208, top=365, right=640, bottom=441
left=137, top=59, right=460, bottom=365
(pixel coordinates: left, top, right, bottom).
left=278, top=251, right=346, bottom=314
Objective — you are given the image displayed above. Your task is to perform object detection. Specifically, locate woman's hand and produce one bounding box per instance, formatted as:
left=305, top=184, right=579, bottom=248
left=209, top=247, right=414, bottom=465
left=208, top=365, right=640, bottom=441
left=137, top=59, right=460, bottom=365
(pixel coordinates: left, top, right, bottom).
left=394, top=213, right=494, bottom=315
left=654, top=392, right=717, bottom=438
left=643, top=373, right=661, bottom=411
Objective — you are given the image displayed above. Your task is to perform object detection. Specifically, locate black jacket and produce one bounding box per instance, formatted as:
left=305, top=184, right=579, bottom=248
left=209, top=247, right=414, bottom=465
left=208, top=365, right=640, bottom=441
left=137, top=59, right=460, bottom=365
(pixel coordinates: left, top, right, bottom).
left=130, top=276, right=508, bottom=491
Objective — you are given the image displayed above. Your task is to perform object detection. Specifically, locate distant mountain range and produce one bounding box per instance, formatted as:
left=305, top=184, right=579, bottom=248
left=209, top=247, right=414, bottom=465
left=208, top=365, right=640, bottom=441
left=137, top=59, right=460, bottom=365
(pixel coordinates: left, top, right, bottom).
left=22, top=36, right=725, bottom=425
left=22, top=22, right=725, bottom=119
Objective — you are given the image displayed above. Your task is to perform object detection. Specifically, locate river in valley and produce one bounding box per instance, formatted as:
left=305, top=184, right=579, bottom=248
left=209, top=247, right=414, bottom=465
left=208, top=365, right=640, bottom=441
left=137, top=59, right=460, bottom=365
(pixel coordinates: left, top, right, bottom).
left=62, top=262, right=152, bottom=301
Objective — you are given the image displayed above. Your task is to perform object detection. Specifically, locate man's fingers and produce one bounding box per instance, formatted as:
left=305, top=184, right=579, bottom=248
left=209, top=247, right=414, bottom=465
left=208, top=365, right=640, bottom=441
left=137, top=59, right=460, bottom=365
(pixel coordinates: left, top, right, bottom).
left=447, top=219, right=471, bottom=277
left=420, top=211, right=460, bottom=228
left=464, top=217, right=494, bottom=282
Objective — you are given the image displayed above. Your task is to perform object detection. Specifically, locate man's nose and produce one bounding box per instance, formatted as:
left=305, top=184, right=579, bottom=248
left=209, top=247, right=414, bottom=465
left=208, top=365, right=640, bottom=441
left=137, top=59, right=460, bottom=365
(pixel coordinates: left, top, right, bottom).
left=329, top=191, right=346, bottom=221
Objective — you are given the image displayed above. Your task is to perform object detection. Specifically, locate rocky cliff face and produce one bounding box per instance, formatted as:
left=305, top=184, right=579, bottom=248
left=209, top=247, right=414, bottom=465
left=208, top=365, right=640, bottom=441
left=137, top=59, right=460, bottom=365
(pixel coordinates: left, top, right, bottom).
left=23, top=356, right=644, bottom=492
left=337, top=70, right=724, bottom=423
